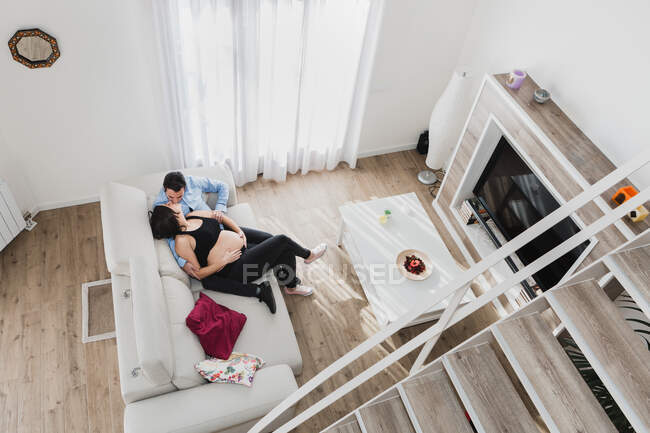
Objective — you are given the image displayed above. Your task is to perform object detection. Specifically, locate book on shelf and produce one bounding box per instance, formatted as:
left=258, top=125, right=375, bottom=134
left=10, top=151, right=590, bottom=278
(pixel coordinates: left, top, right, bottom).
left=460, top=198, right=488, bottom=225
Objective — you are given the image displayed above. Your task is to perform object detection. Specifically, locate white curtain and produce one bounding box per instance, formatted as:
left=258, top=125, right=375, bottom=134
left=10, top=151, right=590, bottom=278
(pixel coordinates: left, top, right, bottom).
left=153, top=0, right=381, bottom=186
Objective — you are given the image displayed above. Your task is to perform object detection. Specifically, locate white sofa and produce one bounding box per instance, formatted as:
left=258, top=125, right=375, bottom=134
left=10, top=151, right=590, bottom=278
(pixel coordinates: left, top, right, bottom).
left=100, top=164, right=302, bottom=433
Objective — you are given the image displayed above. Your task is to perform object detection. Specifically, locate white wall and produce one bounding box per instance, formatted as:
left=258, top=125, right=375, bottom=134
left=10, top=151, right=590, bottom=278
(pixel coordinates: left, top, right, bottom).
left=457, top=0, right=650, bottom=188
left=0, top=126, right=37, bottom=213
left=357, top=0, right=476, bottom=156
left=1, top=0, right=476, bottom=209
left=0, top=0, right=172, bottom=213
left=0, top=0, right=479, bottom=211
left=6, top=0, right=645, bottom=212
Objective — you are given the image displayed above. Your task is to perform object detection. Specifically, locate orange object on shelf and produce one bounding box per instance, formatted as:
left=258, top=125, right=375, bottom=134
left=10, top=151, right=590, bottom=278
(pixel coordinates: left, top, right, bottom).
left=612, top=186, right=638, bottom=205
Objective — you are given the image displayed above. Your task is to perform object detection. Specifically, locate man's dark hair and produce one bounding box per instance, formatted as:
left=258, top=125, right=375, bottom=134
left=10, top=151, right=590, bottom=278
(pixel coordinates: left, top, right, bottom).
left=149, top=206, right=182, bottom=239
left=163, top=171, right=187, bottom=192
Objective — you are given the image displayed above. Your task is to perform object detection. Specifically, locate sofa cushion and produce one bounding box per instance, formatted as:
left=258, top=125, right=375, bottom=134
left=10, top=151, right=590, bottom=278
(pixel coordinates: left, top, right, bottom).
left=227, top=203, right=257, bottom=229
left=161, top=276, right=206, bottom=389
left=100, top=182, right=158, bottom=276
left=131, top=256, right=175, bottom=386
left=190, top=277, right=204, bottom=294
left=201, top=279, right=302, bottom=375
left=156, top=239, right=191, bottom=287
left=123, top=364, right=298, bottom=433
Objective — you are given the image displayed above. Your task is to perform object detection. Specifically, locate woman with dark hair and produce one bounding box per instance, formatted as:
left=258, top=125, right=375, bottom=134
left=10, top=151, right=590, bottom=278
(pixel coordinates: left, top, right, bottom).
left=149, top=203, right=326, bottom=314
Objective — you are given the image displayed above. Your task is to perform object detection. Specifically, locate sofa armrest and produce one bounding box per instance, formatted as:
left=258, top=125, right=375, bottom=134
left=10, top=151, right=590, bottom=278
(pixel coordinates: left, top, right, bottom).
left=124, top=364, right=298, bottom=433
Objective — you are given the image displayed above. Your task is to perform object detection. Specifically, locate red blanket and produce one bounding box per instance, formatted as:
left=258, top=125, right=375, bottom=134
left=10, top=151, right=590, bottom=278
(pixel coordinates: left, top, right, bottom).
left=186, top=293, right=247, bottom=359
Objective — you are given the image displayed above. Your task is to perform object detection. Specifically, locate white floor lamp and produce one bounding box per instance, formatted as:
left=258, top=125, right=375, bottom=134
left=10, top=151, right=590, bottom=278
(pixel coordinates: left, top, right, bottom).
left=418, top=69, right=472, bottom=185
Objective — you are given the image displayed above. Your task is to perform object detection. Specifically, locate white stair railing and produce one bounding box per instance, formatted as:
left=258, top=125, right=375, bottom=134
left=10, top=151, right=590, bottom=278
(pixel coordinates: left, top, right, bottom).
left=250, top=150, right=650, bottom=433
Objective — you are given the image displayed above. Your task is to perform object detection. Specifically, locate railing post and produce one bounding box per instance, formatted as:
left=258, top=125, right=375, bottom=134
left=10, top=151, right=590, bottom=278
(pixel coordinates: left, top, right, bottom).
left=410, top=284, right=469, bottom=374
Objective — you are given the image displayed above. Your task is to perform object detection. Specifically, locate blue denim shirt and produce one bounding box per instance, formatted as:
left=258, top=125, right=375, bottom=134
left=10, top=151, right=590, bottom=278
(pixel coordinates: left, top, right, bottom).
left=153, top=175, right=229, bottom=268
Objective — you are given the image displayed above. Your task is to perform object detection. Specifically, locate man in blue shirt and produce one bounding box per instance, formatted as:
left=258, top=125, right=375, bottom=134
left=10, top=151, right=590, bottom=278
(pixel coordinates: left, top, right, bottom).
left=153, top=171, right=229, bottom=279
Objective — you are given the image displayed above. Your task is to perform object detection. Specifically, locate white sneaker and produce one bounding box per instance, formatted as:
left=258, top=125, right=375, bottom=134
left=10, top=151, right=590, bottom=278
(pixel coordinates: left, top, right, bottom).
left=304, top=243, right=327, bottom=264
left=284, top=285, right=314, bottom=296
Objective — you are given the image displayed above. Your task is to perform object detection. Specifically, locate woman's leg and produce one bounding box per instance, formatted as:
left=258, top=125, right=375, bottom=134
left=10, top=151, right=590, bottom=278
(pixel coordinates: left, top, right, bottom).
left=201, top=273, right=259, bottom=297
left=240, top=227, right=311, bottom=263
left=222, top=234, right=310, bottom=284
left=201, top=273, right=277, bottom=313
left=239, top=226, right=273, bottom=244
left=273, top=249, right=301, bottom=288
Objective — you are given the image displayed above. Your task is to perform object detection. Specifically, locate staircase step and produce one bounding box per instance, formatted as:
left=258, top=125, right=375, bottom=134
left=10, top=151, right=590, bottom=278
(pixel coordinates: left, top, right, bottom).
left=605, top=243, right=650, bottom=318
left=548, top=280, right=650, bottom=432
left=324, top=419, right=362, bottom=433
left=443, top=343, right=539, bottom=433
left=358, top=392, right=415, bottom=433
left=400, top=369, right=473, bottom=433
left=493, top=313, right=616, bottom=433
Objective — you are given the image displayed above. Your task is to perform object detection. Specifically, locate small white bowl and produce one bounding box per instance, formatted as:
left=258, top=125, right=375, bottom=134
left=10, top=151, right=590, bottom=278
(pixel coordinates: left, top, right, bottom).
left=396, top=249, right=433, bottom=281
left=534, top=88, right=550, bottom=104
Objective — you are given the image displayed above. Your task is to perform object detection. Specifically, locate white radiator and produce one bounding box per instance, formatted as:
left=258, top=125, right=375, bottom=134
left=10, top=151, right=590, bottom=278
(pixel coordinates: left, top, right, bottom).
left=0, top=179, right=26, bottom=251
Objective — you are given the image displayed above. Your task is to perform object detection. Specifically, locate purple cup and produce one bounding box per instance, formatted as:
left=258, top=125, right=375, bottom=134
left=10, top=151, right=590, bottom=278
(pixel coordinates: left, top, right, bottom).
left=506, top=69, right=526, bottom=89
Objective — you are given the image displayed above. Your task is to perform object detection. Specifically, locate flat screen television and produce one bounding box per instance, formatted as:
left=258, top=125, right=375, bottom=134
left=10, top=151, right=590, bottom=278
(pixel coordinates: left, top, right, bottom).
left=473, top=136, right=590, bottom=292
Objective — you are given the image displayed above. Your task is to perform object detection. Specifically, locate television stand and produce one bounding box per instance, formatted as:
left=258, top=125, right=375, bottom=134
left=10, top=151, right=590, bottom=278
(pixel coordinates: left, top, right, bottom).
left=465, top=198, right=537, bottom=300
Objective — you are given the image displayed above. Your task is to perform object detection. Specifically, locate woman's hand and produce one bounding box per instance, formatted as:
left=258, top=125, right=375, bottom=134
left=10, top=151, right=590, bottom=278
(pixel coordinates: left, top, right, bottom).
left=222, top=248, right=242, bottom=265
left=182, top=262, right=201, bottom=279
left=238, top=231, right=247, bottom=247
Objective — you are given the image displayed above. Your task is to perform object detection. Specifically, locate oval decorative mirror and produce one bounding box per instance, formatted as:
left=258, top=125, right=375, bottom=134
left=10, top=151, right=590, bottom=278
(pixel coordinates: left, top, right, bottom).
left=8, top=28, right=60, bottom=69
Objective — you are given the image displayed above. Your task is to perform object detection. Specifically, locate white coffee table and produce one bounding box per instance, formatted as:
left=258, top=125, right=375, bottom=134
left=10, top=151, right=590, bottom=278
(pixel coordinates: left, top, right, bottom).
left=338, top=192, right=474, bottom=328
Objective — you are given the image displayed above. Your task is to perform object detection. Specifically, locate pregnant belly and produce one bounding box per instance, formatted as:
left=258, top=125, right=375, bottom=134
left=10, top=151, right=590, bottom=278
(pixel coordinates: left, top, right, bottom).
left=207, top=231, right=244, bottom=263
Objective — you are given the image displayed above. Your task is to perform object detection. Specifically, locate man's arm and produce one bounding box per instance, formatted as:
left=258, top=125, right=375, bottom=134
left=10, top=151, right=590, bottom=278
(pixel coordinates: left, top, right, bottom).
left=191, top=176, right=229, bottom=212
left=167, top=238, right=187, bottom=268
left=168, top=238, right=201, bottom=278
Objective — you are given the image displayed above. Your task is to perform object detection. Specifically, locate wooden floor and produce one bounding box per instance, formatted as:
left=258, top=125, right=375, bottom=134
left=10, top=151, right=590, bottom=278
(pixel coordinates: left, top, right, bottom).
left=0, top=150, right=500, bottom=433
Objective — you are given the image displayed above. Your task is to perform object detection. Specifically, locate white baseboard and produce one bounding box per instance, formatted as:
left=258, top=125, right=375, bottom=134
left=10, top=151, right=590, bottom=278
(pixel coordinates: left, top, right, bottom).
left=357, top=142, right=417, bottom=158
left=30, top=195, right=99, bottom=218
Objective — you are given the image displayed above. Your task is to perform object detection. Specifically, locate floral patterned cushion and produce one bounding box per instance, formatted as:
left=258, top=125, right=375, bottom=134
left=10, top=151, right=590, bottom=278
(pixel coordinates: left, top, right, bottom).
left=195, top=352, right=264, bottom=387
